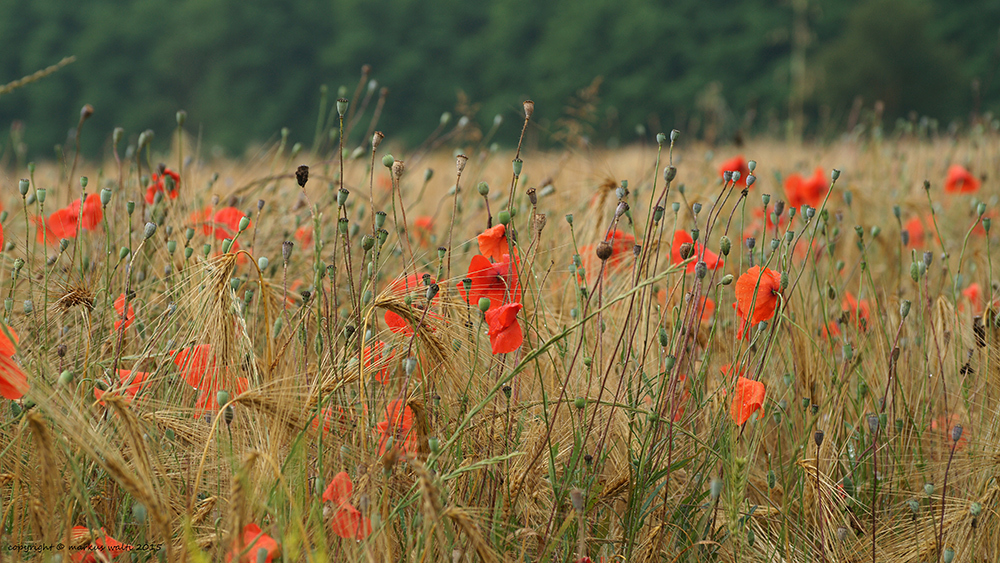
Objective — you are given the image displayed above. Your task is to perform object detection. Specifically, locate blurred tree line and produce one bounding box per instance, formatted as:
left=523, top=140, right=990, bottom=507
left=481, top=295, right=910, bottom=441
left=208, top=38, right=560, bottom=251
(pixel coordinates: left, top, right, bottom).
left=0, top=0, right=996, bottom=159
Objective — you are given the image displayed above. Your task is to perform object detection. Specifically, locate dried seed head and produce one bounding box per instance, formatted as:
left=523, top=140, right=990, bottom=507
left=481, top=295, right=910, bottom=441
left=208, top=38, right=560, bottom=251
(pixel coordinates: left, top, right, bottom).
left=296, top=165, right=309, bottom=187
left=392, top=159, right=405, bottom=179
left=569, top=488, right=584, bottom=513
left=595, top=241, right=613, bottom=261
left=80, top=104, right=94, bottom=120
left=526, top=187, right=537, bottom=206
left=664, top=166, right=677, bottom=182
left=282, top=241, right=294, bottom=264
left=455, top=154, right=468, bottom=175
left=952, top=424, right=963, bottom=442
left=814, top=430, right=824, bottom=447
left=523, top=100, right=534, bottom=120
left=372, top=131, right=385, bottom=149
left=678, top=242, right=693, bottom=260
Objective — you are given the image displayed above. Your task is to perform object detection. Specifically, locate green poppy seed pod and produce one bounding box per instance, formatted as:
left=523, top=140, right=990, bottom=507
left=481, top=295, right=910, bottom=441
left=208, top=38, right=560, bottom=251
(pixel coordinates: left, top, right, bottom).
left=222, top=239, right=233, bottom=253
left=99, top=187, right=113, bottom=206
left=658, top=327, right=669, bottom=347
left=970, top=502, right=982, bottom=516
left=952, top=424, right=963, bottom=442
left=478, top=297, right=491, bottom=312
left=780, top=271, right=789, bottom=290
left=425, top=283, right=439, bottom=301
left=844, top=190, right=854, bottom=206
left=924, top=483, right=934, bottom=496
left=761, top=193, right=771, bottom=206
left=126, top=200, right=135, bottom=215
left=910, top=262, right=920, bottom=282
left=867, top=413, right=879, bottom=434
left=574, top=397, right=586, bottom=410
left=664, top=166, right=677, bottom=182
left=59, top=238, right=70, bottom=252
left=131, top=502, right=148, bottom=526
left=439, top=111, right=452, bottom=126
left=436, top=246, right=447, bottom=261
left=422, top=168, right=434, bottom=183
left=977, top=202, right=987, bottom=217
left=498, top=210, right=511, bottom=225
left=244, top=289, right=254, bottom=305
left=254, top=256, right=267, bottom=271
left=235, top=216, right=248, bottom=233
left=784, top=230, right=795, bottom=243
left=230, top=278, right=243, bottom=291
left=721, top=273, right=734, bottom=285
left=943, top=547, right=954, bottom=563
left=477, top=182, right=489, bottom=196
left=381, top=154, right=394, bottom=168
left=565, top=214, right=574, bottom=225
left=143, top=222, right=156, bottom=240
left=374, top=211, right=387, bottom=229
left=361, top=235, right=375, bottom=251
left=669, top=129, right=679, bottom=142
left=217, top=390, right=231, bottom=407
left=137, top=130, right=149, bottom=149
left=691, top=202, right=702, bottom=216
left=377, top=228, right=388, bottom=245
left=428, top=437, right=440, bottom=454
left=770, top=238, right=779, bottom=251
left=79, top=176, right=88, bottom=189
left=656, top=132, right=666, bottom=145
left=746, top=237, right=756, bottom=250
left=18, top=179, right=29, bottom=196
left=900, top=299, right=911, bottom=319
left=167, top=240, right=177, bottom=254
left=112, top=127, right=124, bottom=146
left=282, top=241, right=294, bottom=264
left=174, top=109, right=187, bottom=126
left=842, top=343, right=853, bottom=363
left=512, top=158, right=523, bottom=176
left=747, top=160, right=757, bottom=173
left=892, top=204, right=901, bottom=219
left=664, top=355, right=676, bottom=371
left=732, top=171, right=741, bottom=183
left=908, top=499, right=920, bottom=513
left=336, top=97, right=348, bottom=117
left=337, top=188, right=350, bottom=207
left=745, top=174, right=756, bottom=188
left=338, top=218, right=349, bottom=235
left=831, top=169, right=841, bottom=181
left=984, top=218, right=992, bottom=233
left=23, top=300, right=32, bottom=314
left=36, top=188, right=46, bottom=203
left=870, top=225, right=881, bottom=238
left=184, top=247, right=193, bottom=259
left=695, top=261, right=707, bottom=279
left=650, top=205, right=663, bottom=223
left=710, top=478, right=723, bottom=499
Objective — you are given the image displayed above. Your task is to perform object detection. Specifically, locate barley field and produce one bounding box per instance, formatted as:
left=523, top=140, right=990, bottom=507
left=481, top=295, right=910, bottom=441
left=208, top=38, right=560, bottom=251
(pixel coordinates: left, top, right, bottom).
left=0, top=100, right=998, bottom=563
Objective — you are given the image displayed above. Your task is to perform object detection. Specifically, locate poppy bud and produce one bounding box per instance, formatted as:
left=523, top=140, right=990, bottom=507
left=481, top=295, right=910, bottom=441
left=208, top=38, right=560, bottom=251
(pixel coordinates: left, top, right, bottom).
left=222, top=239, right=232, bottom=253
left=167, top=240, right=177, bottom=254
left=910, top=262, right=920, bottom=282
left=899, top=299, right=911, bottom=319
left=36, top=189, right=46, bottom=203
left=721, top=274, right=734, bottom=285
left=656, top=132, right=666, bottom=145
left=455, top=154, right=468, bottom=175
left=573, top=397, right=586, bottom=411
left=336, top=97, right=348, bottom=117
left=923, top=251, right=933, bottom=267
left=282, top=241, right=294, bottom=264
left=761, top=194, right=770, bottom=206
left=565, top=214, right=573, bottom=225
left=971, top=502, right=982, bottom=516
left=943, top=547, right=954, bottom=563
left=478, top=298, right=491, bottom=312
left=512, top=158, right=523, bottom=176
left=831, top=169, right=841, bottom=181
left=924, top=483, right=934, bottom=496
left=498, top=211, right=511, bottom=225
left=217, top=390, right=231, bottom=407
left=80, top=104, right=94, bottom=120
left=476, top=182, right=489, bottom=196
left=425, top=283, right=439, bottom=301
left=143, top=222, right=156, bottom=239
left=372, top=131, right=385, bottom=149
left=236, top=216, right=249, bottom=232
left=658, top=327, right=669, bottom=347
left=952, top=425, right=963, bottom=442
left=392, top=160, right=405, bottom=179
left=18, top=179, right=29, bottom=196
left=664, top=166, right=677, bottom=182
left=100, top=187, right=112, bottom=206
left=780, top=271, right=789, bottom=290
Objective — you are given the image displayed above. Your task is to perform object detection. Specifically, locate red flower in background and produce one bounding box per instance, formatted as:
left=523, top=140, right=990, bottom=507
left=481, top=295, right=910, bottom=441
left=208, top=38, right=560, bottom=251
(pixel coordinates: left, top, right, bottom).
left=112, top=293, right=135, bottom=335
left=460, top=254, right=521, bottom=310
left=94, top=369, right=149, bottom=406
left=581, top=230, right=638, bottom=278
left=485, top=302, right=524, bottom=354
left=69, top=526, right=132, bottom=563
left=903, top=217, right=925, bottom=247
left=323, top=471, right=373, bottom=541
left=70, top=193, right=104, bottom=230
left=144, top=168, right=181, bottom=204
left=478, top=224, right=511, bottom=262
left=730, top=376, right=766, bottom=426
left=363, top=340, right=395, bottom=384
left=670, top=230, right=723, bottom=273
left=35, top=195, right=103, bottom=244
left=784, top=167, right=828, bottom=210
left=842, top=291, right=871, bottom=329
left=0, top=322, right=26, bottom=400
left=294, top=224, right=313, bottom=247
left=226, top=523, right=280, bottom=563
left=945, top=164, right=980, bottom=193
left=719, top=155, right=750, bottom=184
left=733, top=266, right=781, bottom=340
left=170, top=344, right=248, bottom=417
left=375, top=399, right=417, bottom=457
left=383, top=273, right=439, bottom=335
left=413, top=216, right=434, bottom=248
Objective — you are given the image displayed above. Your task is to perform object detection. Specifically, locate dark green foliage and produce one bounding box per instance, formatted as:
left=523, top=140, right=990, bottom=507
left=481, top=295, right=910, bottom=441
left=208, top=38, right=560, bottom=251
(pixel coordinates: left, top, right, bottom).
left=0, top=0, right=996, bottom=158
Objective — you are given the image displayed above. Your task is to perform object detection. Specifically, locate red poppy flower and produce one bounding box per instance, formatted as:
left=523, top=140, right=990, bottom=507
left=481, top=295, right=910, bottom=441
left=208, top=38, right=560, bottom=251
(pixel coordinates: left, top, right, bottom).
left=323, top=471, right=373, bottom=540
left=484, top=302, right=523, bottom=355
left=226, top=523, right=280, bottom=563
left=733, top=266, right=781, bottom=340
left=903, top=217, right=925, bottom=247
left=294, top=224, right=313, bottom=247
left=208, top=207, right=248, bottom=240
left=0, top=323, right=17, bottom=357
left=310, top=405, right=348, bottom=434
left=0, top=324, right=26, bottom=400
left=70, top=526, right=133, bottom=563
left=375, top=399, right=417, bottom=457
left=582, top=230, right=638, bottom=277
left=719, top=155, right=750, bottom=184
left=960, top=282, right=995, bottom=314
left=66, top=193, right=103, bottom=231
left=413, top=216, right=434, bottom=248
left=784, top=167, right=827, bottom=210
left=478, top=224, right=511, bottom=262
left=363, top=340, right=395, bottom=384
left=670, top=230, right=723, bottom=273
left=144, top=168, right=181, bottom=204
left=36, top=207, right=79, bottom=243
left=112, top=293, right=135, bottom=335
left=730, top=376, right=766, bottom=425
left=930, top=413, right=968, bottom=450
left=383, top=274, right=438, bottom=335
left=170, top=344, right=249, bottom=417
left=945, top=164, right=980, bottom=194
left=94, top=369, right=149, bottom=406
left=842, top=291, right=870, bottom=329
left=459, top=254, right=521, bottom=310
